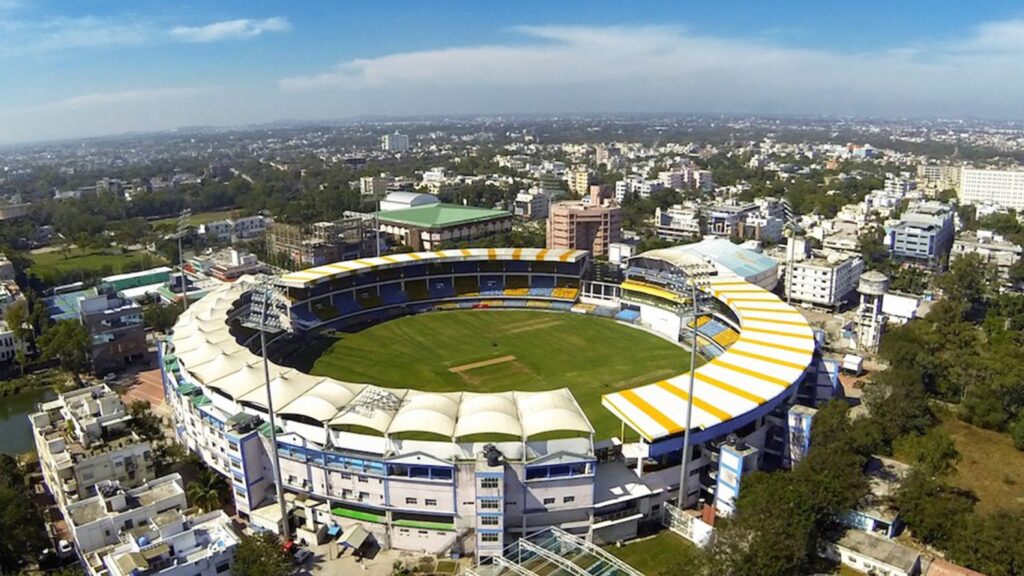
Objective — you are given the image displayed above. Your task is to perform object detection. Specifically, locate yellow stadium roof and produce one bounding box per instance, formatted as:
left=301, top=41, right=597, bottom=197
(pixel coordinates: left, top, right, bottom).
left=278, top=248, right=588, bottom=288
left=601, top=275, right=815, bottom=442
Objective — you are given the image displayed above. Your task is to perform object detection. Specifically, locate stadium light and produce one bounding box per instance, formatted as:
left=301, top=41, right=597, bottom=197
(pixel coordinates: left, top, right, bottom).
left=663, top=262, right=715, bottom=510
left=247, top=275, right=291, bottom=542
left=176, top=209, right=192, bottom=310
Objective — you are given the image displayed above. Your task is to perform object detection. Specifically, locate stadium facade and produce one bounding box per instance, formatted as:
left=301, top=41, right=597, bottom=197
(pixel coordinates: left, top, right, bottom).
left=160, top=247, right=827, bottom=559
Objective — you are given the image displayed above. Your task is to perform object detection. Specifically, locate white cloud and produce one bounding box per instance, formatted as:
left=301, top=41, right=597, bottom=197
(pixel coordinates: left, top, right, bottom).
left=0, top=16, right=151, bottom=56
left=171, top=17, right=290, bottom=43
left=278, top=23, right=1024, bottom=120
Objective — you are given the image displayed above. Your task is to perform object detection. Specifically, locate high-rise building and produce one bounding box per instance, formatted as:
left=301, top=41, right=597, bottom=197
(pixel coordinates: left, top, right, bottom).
left=959, top=167, right=1024, bottom=210
left=547, top=189, right=622, bottom=257
left=381, top=132, right=410, bottom=153
left=884, top=201, right=955, bottom=269
left=567, top=168, right=593, bottom=197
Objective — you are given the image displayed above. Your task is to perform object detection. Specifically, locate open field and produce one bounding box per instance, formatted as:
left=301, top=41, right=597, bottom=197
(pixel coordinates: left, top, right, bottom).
left=306, top=310, right=692, bottom=439
left=150, top=208, right=244, bottom=228
left=938, top=413, right=1024, bottom=513
left=606, top=531, right=699, bottom=575
left=28, top=247, right=165, bottom=279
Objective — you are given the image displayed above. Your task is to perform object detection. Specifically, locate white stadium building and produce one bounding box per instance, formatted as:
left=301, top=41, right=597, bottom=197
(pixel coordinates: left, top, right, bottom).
left=160, top=247, right=832, bottom=561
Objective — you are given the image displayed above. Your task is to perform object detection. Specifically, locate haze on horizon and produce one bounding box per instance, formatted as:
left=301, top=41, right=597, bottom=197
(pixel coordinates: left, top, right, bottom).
left=2, top=0, right=1024, bottom=146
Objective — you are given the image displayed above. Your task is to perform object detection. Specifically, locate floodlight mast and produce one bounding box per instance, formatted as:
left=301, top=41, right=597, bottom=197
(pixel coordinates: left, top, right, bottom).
left=177, top=209, right=191, bottom=310
left=255, top=279, right=290, bottom=542
left=676, top=269, right=704, bottom=509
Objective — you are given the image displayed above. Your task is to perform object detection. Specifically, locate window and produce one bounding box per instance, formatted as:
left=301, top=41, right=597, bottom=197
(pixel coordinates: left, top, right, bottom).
left=480, top=516, right=499, bottom=526
left=216, top=562, right=230, bottom=573
left=563, top=496, right=575, bottom=504
left=481, top=533, right=499, bottom=543
left=480, top=500, right=500, bottom=510
left=405, top=497, right=418, bottom=505
left=341, top=473, right=351, bottom=480
left=425, top=499, right=437, bottom=506
left=543, top=498, right=555, bottom=505
left=480, top=477, right=499, bottom=489
left=358, top=475, right=367, bottom=483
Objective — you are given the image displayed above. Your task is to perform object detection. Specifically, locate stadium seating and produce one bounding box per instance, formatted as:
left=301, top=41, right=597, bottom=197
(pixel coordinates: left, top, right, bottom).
left=455, top=277, right=480, bottom=296
left=503, top=287, right=530, bottom=297
left=290, top=306, right=318, bottom=329
left=551, top=287, right=580, bottom=300
left=528, top=287, right=554, bottom=297
left=532, top=276, right=555, bottom=288
left=688, top=315, right=711, bottom=329
left=479, top=275, right=504, bottom=296
left=572, top=303, right=597, bottom=314
left=526, top=301, right=551, bottom=309
left=312, top=301, right=341, bottom=322
left=405, top=280, right=429, bottom=301
left=355, top=288, right=382, bottom=309
left=379, top=283, right=408, bottom=306
left=429, top=278, right=456, bottom=299
left=334, top=293, right=361, bottom=316
left=614, top=309, right=641, bottom=322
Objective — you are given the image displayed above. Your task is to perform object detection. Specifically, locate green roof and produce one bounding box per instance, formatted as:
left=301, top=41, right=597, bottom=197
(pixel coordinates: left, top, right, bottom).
left=177, top=382, right=198, bottom=395
left=331, top=507, right=386, bottom=524
left=190, top=394, right=212, bottom=407
left=258, top=422, right=283, bottom=437
left=376, top=203, right=510, bottom=229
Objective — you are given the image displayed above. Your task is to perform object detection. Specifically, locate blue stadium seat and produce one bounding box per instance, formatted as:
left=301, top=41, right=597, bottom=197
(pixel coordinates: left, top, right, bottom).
left=429, top=278, right=455, bottom=299
left=379, top=283, right=408, bottom=305
left=532, top=276, right=555, bottom=288
left=334, top=294, right=361, bottom=316
left=479, top=275, right=504, bottom=296
left=614, top=309, right=641, bottom=322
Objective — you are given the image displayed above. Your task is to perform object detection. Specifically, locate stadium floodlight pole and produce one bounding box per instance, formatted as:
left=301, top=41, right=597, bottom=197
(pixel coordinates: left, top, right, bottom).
left=376, top=195, right=381, bottom=258
left=177, top=209, right=192, bottom=311
left=676, top=268, right=703, bottom=509
left=256, top=277, right=290, bottom=542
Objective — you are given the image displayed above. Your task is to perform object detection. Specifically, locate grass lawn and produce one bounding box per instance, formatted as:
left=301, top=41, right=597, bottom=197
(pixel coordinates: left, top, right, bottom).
left=939, top=413, right=1024, bottom=513
left=29, top=247, right=165, bottom=279
left=606, top=531, right=700, bottom=575
left=305, top=310, right=691, bottom=440
left=150, top=208, right=244, bottom=228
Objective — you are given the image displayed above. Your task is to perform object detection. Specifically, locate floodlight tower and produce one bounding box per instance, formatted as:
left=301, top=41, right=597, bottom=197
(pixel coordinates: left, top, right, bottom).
left=246, top=276, right=291, bottom=542
left=176, top=209, right=192, bottom=310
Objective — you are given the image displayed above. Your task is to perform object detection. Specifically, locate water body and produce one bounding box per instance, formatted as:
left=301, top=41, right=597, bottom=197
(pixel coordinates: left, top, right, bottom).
left=0, top=387, right=56, bottom=456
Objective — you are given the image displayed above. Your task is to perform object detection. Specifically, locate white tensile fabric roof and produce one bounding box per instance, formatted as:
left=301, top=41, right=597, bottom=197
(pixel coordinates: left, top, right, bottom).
left=601, top=274, right=815, bottom=442
left=170, top=278, right=596, bottom=440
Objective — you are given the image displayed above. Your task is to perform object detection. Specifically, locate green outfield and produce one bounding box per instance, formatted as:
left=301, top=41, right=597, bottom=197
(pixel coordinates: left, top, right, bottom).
left=307, top=309, right=692, bottom=439
left=29, top=247, right=165, bottom=280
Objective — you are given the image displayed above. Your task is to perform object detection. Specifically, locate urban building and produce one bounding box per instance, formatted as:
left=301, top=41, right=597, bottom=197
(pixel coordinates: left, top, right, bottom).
left=654, top=204, right=702, bottom=242
left=917, top=163, right=960, bottom=190
left=706, top=201, right=784, bottom=243
left=824, top=531, right=921, bottom=576
left=952, top=230, right=1022, bottom=282
left=547, top=191, right=622, bottom=257
left=378, top=191, right=440, bottom=212
left=513, top=187, right=552, bottom=220
left=102, top=510, right=238, bottom=576
left=785, top=253, right=865, bottom=309
left=567, top=168, right=593, bottom=197
left=198, top=215, right=271, bottom=241
left=377, top=203, right=513, bottom=250
left=0, top=253, right=14, bottom=281
left=66, top=474, right=186, bottom=573
left=98, top=267, right=172, bottom=296
left=29, top=385, right=155, bottom=511
left=189, top=248, right=266, bottom=282
left=884, top=201, right=955, bottom=268
left=79, top=293, right=148, bottom=373
left=0, top=320, right=22, bottom=363
left=381, top=132, right=410, bottom=153
left=958, top=167, right=1024, bottom=210
left=360, top=174, right=394, bottom=198
left=266, top=217, right=371, bottom=267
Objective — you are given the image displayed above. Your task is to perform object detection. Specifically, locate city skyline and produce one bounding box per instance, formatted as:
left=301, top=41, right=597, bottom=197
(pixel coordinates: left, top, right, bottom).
left=3, top=1, right=1024, bottom=145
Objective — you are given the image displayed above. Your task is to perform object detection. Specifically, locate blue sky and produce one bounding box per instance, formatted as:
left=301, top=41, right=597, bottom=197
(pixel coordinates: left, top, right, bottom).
left=2, top=0, right=1024, bottom=145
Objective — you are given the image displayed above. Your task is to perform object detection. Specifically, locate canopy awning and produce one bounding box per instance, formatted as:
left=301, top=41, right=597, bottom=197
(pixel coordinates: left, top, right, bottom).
left=339, top=525, right=370, bottom=549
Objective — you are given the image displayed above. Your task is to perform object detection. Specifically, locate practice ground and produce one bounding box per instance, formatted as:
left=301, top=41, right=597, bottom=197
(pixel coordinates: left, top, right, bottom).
left=606, top=531, right=699, bottom=575
left=150, top=208, right=245, bottom=229
left=28, top=247, right=165, bottom=279
left=305, top=310, right=692, bottom=440
left=939, top=413, right=1024, bottom=513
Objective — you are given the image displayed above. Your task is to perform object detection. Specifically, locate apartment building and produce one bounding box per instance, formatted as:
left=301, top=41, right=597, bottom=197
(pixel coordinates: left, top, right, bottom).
left=959, top=167, right=1024, bottom=210
left=360, top=174, right=393, bottom=198
left=786, top=254, right=865, bottom=309
left=198, top=215, right=271, bottom=241
left=547, top=194, right=622, bottom=257
left=917, top=163, right=960, bottom=190
left=706, top=201, right=784, bottom=243
left=266, top=217, right=371, bottom=267
left=102, top=510, right=238, bottom=576
left=885, top=201, right=955, bottom=269
left=381, top=132, right=410, bottom=153
left=0, top=320, right=21, bottom=363
left=67, top=474, right=186, bottom=572
left=567, top=168, right=594, bottom=197
left=0, top=252, right=14, bottom=281
left=654, top=204, right=702, bottom=242
left=952, top=230, right=1023, bottom=282
left=513, top=187, right=552, bottom=220
left=79, top=293, right=148, bottom=373
left=29, top=385, right=155, bottom=510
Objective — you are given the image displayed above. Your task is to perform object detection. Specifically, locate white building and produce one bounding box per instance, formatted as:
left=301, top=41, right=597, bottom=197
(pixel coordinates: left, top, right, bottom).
left=786, top=253, right=864, bottom=309
left=824, top=531, right=921, bottom=576
left=959, top=167, right=1024, bottom=210
left=381, top=132, right=410, bottom=153
left=0, top=320, right=20, bottom=363
left=360, top=174, right=393, bottom=198
left=103, top=510, right=238, bottom=576
left=66, top=474, right=186, bottom=571
left=29, top=385, right=155, bottom=510
left=379, top=191, right=440, bottom=212
left=654, top=204, right=702, bottom=242
left=198, top=215, right=270, bottom=241
left=952, top=230, right=1022, bottom=281
left=0, top=253, right=14, bottom=281
left=513, top=187, right=551, bottom=220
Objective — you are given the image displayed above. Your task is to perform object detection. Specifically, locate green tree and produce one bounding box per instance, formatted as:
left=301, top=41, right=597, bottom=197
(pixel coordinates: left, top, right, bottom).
left=127, top=400, right=164, bottom=442
left=143, top=301, right=183, bottom=333
left=187, top=468, right=226, bottom=513
left=232, top=532, right=293, bottom=576
left=38, top=319, right=91, bottom=378
left=894, top=470, right=975, bottom=547
left=893, top=427, right=960, bottom=476
left=3, top=299, right=33, bottom=374
left=0, top=455, right=48, bottom=572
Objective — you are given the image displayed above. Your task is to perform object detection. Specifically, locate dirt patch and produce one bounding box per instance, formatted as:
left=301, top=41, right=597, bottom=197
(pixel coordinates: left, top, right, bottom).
left=449, top=355, right=518, bottom=373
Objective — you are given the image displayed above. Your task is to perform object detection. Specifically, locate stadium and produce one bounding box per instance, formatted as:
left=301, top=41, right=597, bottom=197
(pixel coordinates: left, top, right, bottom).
left=160, top=246, right=824, bottom=562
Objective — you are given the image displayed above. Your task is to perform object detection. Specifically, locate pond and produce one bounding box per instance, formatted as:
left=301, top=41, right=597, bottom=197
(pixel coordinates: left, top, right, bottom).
left=0, top=387, right=56, bottom=456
